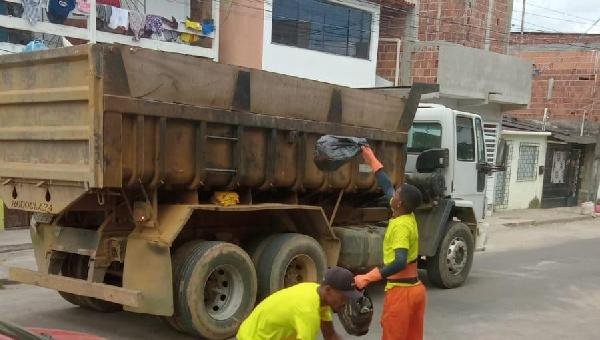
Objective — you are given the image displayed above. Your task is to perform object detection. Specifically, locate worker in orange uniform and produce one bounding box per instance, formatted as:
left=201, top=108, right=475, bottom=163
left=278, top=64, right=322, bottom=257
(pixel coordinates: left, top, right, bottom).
left=237, top=266, right=362, bottom=340
left=355, top=146, right=426, bottom=340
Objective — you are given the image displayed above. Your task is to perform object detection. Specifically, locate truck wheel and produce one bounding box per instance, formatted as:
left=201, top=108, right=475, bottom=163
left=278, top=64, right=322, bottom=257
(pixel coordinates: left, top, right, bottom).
left=59, top=254, right=123, bottom=312
left=254, top=233, right=327, bottom=301
left=426, top=221, right=474, bottom=289
left=162, top=240, right=204, bottom=333
left=58, top=255, right=84, bottom=306
left=174, top=241, right=257, bottom=339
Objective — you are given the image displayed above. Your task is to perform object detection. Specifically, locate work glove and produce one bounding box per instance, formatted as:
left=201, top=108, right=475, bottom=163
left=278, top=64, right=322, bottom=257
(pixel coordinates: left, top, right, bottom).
left=361, top=146, right=383, bottom=173
left=354, top=267, right=383, bottom=290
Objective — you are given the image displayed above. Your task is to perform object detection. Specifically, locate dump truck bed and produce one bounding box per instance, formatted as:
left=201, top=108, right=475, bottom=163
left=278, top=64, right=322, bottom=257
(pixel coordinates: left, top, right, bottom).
left=0, top=44, right=422, bottom=215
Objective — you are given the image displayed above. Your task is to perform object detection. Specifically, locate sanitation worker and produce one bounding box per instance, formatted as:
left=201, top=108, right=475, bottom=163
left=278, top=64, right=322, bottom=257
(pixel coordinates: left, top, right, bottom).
left=237, top=266, right=362, bottom=340
left=354, top=146, right=426, bottom=340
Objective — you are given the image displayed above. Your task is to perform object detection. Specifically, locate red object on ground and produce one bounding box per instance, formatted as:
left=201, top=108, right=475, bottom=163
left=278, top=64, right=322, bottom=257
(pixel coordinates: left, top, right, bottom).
left=595, top=204, right=600, bottom=214
left=27, top=328, right=105, bottom=340
left=381, top=284, right=427, bottom=340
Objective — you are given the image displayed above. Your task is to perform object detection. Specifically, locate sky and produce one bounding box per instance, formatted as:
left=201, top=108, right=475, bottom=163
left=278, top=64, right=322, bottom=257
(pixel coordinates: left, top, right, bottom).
left=511, top=0, right=600, bottom=34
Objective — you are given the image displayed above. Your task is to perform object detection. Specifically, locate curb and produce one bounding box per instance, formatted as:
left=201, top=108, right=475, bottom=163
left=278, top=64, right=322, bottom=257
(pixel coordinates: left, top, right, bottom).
left=503, top=215, right=595, bottom=227
left=0, top=243, right=33, bottom=254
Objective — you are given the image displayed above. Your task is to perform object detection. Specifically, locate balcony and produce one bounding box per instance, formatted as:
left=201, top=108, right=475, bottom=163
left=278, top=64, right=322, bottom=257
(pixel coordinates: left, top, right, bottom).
left=0, top=0, right=218, bottom=58
left=412, top=42, right=533, bottom=107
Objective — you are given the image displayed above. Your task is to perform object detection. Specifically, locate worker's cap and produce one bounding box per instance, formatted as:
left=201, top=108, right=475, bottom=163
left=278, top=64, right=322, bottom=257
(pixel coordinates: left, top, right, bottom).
left=323, top=266, right=363, bottom=300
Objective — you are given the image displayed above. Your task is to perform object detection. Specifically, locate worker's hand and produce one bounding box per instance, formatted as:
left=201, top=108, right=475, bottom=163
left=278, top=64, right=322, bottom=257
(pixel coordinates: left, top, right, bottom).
left=354, top=267, right=383, bottom=290
left=361, top=146, right=383, bottom=172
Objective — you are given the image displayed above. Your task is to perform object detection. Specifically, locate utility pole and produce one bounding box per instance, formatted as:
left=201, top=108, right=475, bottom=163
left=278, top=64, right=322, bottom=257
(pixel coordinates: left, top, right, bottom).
left=520, top=0, right=526, bottom=43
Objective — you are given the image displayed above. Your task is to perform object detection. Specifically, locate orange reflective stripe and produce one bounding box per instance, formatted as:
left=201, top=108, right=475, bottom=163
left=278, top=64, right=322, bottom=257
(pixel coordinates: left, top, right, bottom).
left=386, top=262, right=417, bottom=280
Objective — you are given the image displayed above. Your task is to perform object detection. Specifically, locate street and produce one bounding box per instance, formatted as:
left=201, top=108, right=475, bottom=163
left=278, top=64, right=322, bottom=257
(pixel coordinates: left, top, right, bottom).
left=1, top=217, right=600, bottom=339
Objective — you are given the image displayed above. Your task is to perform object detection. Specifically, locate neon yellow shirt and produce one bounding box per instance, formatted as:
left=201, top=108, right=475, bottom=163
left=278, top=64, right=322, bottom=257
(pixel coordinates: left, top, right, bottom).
left=383, top=213, right=419, bottom=290
left=237, top=282, right=333, bottom=340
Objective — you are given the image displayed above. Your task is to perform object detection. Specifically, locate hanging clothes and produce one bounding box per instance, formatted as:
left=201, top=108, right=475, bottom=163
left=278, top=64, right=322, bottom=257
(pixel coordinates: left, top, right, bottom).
left=184, top=18, right=200, bottom=31
left=129, top=10, right=144, bottom=41
left=108, top=6, right=128, bottom=30
left=97, top=0, right=119, bottom=7
left=22, top=0, right=42, bottom=25
left=76, top=0, right=90, bottom=14
left=95, top=4, right=111, bottom=28
left=144, top=14, right=163, bottom=35
left=47, top=0, right=75, bottom=24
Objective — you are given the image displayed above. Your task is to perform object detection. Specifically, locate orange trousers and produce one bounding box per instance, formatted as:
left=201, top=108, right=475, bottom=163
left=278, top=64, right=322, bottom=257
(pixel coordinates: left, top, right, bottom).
left=381, top=283, right=427, bottom=340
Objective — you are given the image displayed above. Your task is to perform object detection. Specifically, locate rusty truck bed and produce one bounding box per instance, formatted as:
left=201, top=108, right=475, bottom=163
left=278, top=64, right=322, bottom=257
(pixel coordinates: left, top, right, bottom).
left=0, top=44, right=423, bottom=215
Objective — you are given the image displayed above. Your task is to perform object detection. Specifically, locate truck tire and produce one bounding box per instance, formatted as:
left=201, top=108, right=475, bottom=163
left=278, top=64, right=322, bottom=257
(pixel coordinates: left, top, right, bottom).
left=426, top=221, right=474, bottom=289
left=254, top=233, right=327, bottom=301
left=162, top=240, right=204, bottom=333
left=58, top=254, right=123, bottom=312
left=58, top=255, right=84, bottom=306
left=174, top=241, right=257, bottom=339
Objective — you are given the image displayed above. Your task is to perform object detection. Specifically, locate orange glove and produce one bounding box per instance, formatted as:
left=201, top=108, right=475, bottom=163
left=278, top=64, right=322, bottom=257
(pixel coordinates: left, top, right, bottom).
left=354, top=267, right=383, bottom=289
left=361, top=146, right=383, bottom=173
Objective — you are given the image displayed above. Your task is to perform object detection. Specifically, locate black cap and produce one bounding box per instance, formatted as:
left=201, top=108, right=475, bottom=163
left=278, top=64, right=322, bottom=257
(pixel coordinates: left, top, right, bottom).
left=323, top=266, right=363, bottom=300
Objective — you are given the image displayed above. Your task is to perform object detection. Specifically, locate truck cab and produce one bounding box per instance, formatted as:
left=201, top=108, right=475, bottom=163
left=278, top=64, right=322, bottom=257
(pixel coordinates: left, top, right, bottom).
left=408, top=104, right=489, bottom=220
left=401, top=104, right=500, bottom=288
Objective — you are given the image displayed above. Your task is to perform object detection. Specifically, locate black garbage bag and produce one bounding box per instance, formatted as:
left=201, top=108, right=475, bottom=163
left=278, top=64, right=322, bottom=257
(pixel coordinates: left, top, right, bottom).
left=337, top=292, right=374, bottom=336
left=314, top=135, right=368, bottom=171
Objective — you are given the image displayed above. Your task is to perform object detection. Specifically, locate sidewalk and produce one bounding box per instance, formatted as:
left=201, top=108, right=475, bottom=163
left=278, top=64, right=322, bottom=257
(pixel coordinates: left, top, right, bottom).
left=0, top=228, right=32, bottom=254
left=486, top=206, right=595, bottom=227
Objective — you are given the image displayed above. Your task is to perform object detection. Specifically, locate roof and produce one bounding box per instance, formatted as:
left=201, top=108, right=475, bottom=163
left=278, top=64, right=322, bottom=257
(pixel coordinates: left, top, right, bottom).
left=502, top=116, right=597, bottom=144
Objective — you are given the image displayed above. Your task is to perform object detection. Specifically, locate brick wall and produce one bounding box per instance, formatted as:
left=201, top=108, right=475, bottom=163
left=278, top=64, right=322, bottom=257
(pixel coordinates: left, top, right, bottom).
left=411, top=45, right=439, bottom=84
left=510, top=33, right=600, bottom=46
left=375, top=0, right=413, bottom=82
left=417, top=0, right=511, bottom=53
left=507, top=50, right=600, bottom=125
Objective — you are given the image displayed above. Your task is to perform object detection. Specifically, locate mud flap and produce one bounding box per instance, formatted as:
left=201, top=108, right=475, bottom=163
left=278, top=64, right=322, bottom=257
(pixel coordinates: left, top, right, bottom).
left=122, top=237, right=173, bottom=316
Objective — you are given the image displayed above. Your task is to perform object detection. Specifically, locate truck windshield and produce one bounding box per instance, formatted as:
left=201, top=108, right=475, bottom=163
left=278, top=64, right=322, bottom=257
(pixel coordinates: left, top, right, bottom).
left=407, top=122, right=442, bottom=153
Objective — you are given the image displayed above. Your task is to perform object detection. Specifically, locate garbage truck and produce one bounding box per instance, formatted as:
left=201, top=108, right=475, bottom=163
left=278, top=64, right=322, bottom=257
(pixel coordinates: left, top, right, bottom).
left=0, top=44, right=504, bottom=339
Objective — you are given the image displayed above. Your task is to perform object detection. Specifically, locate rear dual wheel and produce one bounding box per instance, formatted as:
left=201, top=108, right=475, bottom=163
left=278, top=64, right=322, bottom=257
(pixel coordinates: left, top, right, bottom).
left=166, top=241, right=257, bottom=339
left=58, top=254, right=123, bottom=312
left=248, top=233, right=327, bottom=301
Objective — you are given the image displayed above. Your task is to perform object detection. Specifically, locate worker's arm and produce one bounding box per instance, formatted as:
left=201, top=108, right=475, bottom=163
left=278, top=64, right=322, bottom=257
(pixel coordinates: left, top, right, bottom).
left=321, top=321, right=342, bottom=340
left=361, top=146, right=394, bottom=203
left=380, top=248, right=408, bottom=277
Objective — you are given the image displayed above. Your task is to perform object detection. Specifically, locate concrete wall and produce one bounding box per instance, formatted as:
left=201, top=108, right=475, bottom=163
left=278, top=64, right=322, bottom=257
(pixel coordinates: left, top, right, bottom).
left=436, top=43, right=532, bottom=105
left=502, top=133, right=548, bottom=210
left=261, top=0, right=380, bottom=87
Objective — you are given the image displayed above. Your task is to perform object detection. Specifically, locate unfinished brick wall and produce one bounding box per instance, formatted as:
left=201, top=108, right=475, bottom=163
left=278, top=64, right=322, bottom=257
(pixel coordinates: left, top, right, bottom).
left=411, top=45, right=439, bottom=84
left=375, top=0, right=413, bottom=82
left=418, top=0, right=511, bottom=53
left=507, top=50, right=600, bottom=126
left=510, top=33, right=600, bottom=46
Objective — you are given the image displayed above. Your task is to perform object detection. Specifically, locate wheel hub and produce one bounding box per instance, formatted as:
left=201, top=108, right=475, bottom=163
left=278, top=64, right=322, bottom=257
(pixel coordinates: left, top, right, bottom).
left=204, top=265, right=243, bottom=321
left=446, top=237, right=468, bottom=275
left=284, top=255, right=317, bottom=287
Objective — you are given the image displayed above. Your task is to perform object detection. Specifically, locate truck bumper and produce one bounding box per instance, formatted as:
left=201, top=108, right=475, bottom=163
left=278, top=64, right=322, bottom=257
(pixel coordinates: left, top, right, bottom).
left=8, top=267, right=142, bottom=308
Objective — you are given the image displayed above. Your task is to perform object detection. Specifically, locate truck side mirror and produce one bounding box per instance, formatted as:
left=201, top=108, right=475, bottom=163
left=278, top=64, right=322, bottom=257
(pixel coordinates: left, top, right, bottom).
left=495, top=139, right=508, bottom=169
left=416, top=148, right=449, bottom=173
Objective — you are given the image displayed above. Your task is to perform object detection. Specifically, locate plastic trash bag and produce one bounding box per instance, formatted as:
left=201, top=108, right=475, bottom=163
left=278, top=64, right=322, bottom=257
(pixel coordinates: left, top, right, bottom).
left=314, top=135, right=367, bottom=172
left=337, top=293, right=374, bottom=336
left=22, top=39, right=47, bottom=52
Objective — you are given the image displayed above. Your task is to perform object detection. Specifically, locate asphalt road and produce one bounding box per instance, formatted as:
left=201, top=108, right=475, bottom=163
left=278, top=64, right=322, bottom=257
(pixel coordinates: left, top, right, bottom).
left=1, top=218, right=600, bottom=339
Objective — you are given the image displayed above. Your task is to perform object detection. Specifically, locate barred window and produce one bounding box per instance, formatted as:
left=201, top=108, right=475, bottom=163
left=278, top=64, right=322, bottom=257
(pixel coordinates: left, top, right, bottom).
left=516, top=143, right=539, bottom=181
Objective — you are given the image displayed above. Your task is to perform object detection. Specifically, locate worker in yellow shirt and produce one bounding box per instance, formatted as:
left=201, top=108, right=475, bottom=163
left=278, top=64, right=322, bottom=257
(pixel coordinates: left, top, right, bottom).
left=355, top=146, right=426, bottom=340
left=237, top=266, right=361, bottom=340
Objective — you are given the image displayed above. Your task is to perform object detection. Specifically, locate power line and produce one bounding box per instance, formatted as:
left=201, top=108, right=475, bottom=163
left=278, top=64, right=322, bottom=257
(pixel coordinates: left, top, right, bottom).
left=523, top=2, right=598, bottom=23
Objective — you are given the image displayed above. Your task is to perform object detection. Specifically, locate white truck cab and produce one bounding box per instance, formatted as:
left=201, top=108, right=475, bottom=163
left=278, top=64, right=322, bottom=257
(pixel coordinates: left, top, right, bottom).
left=408, top=104, right=489, bottom=220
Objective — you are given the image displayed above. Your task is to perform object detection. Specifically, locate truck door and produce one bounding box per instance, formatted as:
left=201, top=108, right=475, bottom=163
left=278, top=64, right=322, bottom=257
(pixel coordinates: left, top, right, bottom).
left=453, top=115, right=486, bottom=220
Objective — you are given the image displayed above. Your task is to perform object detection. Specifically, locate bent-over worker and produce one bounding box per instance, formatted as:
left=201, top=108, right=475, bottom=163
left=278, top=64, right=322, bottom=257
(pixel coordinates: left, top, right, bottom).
left=237, top=266, right=361, bottom=340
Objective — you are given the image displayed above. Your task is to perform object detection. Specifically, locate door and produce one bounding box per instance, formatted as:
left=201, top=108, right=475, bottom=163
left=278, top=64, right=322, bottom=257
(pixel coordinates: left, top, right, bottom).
left=453, top=115, right=486, bottom=220
left=542, top=144, right=583, bottom=208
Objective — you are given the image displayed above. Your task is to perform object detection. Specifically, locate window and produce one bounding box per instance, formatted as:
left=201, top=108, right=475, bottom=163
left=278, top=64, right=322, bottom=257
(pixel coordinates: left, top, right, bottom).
left=407, top=122, right=442, bottom=153
left=475, top=118, right=486, bottom=163
left=456, top=116, right=475, bottom=161
left=272, top=0, right=372, bottom=59
left=517, top=143, right=539, bottom=181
